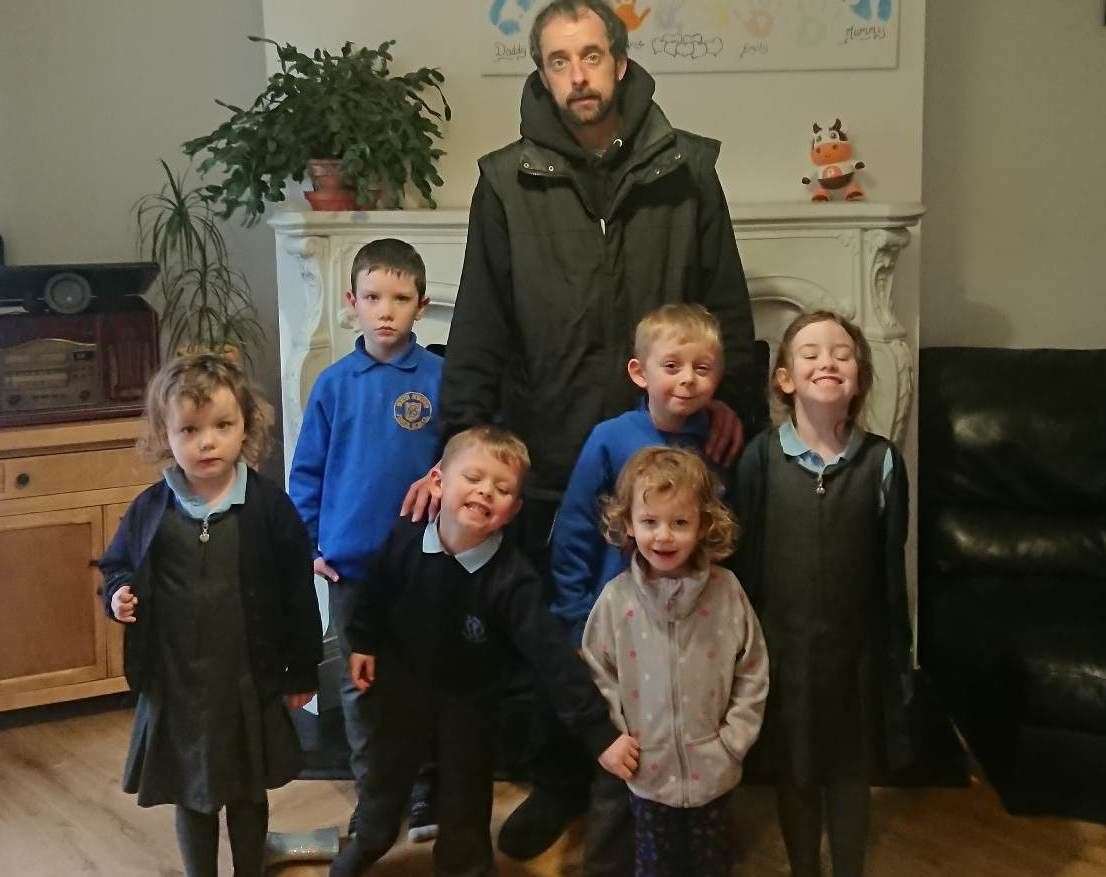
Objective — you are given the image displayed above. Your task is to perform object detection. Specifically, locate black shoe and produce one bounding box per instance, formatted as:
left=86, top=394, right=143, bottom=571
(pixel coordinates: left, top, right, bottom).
left=496, top=787, right=586, bottom=861
left=330, top=834, right=373, bottom=877
left=407, top=790, right=438, bottom=843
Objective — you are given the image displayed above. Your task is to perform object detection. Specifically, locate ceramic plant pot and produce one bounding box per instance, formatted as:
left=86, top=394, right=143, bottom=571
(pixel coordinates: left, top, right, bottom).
left=305, top=159, right=383, bottom=210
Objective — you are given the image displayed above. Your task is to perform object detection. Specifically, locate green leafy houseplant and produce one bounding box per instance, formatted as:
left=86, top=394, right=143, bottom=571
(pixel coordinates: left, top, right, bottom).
left=183, top=37, right=451, bottom=224
left=135, top=159, right=264, bottom=363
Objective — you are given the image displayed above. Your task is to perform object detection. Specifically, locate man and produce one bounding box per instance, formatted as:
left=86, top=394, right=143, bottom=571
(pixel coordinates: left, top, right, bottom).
left=408, top=0, right=763, bottom=869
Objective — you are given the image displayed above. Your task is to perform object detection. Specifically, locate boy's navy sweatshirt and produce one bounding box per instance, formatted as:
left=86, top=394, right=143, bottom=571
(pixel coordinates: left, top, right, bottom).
left=288, top=335, right=441, bottom=582
left=347, top=517, right=620, bottom=759
left=549, top=402, right=709, bottom=644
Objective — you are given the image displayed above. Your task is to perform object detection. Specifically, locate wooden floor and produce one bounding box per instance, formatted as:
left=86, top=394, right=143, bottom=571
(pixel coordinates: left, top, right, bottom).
left=2, top=699, right=1105, bottom=876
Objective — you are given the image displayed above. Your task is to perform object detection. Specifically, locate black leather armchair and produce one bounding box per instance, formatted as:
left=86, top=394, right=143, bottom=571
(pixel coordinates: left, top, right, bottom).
left=919, top=347, right=1106, bottom=822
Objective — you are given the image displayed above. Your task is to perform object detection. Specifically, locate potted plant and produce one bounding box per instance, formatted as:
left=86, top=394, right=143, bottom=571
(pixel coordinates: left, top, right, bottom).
left=183, top=37, right=451, bottom=224
left=134, top=159, right=264, bottom=363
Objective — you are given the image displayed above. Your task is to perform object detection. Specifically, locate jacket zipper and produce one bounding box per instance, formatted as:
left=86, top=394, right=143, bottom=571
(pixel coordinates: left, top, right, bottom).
left=668, top=619, right=690, bottom=806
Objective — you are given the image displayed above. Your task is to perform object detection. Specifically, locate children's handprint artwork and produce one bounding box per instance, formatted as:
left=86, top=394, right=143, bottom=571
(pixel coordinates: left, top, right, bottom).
left=481, top=0, right=899, bottom=74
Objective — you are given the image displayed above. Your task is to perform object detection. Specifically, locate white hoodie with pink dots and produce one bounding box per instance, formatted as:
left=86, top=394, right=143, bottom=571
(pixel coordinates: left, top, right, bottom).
left=581, top=554, right=769, bottom=807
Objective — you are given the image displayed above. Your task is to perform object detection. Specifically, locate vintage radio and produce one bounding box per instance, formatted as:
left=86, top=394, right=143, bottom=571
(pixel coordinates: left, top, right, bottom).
left=0, top=297, right=159, bottom=427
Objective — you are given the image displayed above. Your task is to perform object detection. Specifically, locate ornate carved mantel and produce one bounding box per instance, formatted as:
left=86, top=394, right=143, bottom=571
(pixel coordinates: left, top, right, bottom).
left=270, top=201, right=924, bottom=476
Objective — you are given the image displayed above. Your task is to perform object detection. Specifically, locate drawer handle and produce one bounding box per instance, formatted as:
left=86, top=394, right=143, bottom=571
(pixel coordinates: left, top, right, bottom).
left=15, top=472, right=29, bottom=488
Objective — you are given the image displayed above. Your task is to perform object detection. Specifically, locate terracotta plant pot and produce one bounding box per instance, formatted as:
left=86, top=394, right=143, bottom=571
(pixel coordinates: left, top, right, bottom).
left=305, top=159, right=383, bottom=211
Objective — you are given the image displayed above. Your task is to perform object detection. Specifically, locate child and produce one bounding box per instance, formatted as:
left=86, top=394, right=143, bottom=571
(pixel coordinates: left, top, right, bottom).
left=581, top=445, right=768, bottom=877
left=100, top=353, right=322, bottom=877
left=330, top=425, right=639, bottom=877
left=288, top=238, right=442, bottom=841
left=551, top=303, right=725, bottom=644
left=733, top=311, right=914, bottom=877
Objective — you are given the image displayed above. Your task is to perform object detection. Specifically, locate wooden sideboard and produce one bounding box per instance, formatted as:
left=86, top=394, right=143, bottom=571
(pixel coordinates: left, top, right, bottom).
left=0, top=417, right=160, bottom=711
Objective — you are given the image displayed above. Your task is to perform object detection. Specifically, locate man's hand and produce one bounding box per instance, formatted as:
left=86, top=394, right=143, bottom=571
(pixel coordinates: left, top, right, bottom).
left=704, top=399, right=745, bottom=466
left=111, top=585, right=138, bottom=623
left=349, top=653, right=376, bottom=691
left=400, top=464, right=442, bottom=522
left=284, top=691, right=316, bottom=710
left=313, top=556, right=339, bottom=583
left=598, top=733, right=640, bottom=781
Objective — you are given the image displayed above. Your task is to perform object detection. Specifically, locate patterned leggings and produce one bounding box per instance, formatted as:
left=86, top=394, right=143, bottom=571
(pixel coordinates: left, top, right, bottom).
left=628, top=790, right=733, bottom=877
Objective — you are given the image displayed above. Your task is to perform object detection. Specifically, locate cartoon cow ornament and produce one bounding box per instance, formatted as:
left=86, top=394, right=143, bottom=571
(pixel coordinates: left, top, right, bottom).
left=801, top=119, right=865, bottom=201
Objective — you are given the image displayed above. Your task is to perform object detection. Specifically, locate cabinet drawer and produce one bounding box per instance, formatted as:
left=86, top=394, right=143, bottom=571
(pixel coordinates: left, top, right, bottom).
left=0, top=446, right=152, bottom=499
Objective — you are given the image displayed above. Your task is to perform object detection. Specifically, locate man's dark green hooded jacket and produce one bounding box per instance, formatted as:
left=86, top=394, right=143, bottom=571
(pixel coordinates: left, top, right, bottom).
left=441, top=60, right=760, bottom=500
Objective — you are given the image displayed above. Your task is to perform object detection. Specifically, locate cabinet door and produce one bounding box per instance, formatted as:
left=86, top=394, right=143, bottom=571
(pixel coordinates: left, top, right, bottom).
left=102, top=502, right=131, bottom=680
left=0, top=508, right=106, bottom=698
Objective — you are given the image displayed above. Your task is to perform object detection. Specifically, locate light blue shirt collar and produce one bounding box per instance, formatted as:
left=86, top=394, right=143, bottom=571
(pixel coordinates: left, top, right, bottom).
left=421, top=519, right=503, bottom=573
left=353, top=332, right=418, bottom=373
left=779, top=419, right=863, bottom=474
left=163, top=460, right=248, bottom=520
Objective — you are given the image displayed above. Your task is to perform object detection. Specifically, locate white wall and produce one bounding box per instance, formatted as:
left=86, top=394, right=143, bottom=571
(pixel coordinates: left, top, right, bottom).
left=922, top=0, right=1106, bottom=348
left=0, top=0, right=282, bottom=468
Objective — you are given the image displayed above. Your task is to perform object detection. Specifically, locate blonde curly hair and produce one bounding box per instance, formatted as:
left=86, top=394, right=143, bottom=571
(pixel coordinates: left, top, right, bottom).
left=140, top=352, right=274, bottom=468
left=600, top=446, right=738, bottom=565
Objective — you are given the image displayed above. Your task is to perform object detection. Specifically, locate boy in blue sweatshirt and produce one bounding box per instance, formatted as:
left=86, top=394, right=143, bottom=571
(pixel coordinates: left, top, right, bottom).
left=550, top=303, right=724, bottom=642
left=288, top=238, right=442, bottom=842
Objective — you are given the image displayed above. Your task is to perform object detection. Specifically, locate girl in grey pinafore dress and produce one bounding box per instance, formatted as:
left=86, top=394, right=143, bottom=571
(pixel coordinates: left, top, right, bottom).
left=734, top=313, right=914, bottom=877
left=101, top=354, right=320, bottom=877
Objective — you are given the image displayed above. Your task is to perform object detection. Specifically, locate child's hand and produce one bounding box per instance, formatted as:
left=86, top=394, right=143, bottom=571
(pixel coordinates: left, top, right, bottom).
left=598, top=733, right=640, bottom=780
left=111, top=585, right=138, bottom=623
left=313, top=556, right=340, bottom=583
left=284, top=691, right=316, bottom=710
left=349, top=653, right=376, bottom=691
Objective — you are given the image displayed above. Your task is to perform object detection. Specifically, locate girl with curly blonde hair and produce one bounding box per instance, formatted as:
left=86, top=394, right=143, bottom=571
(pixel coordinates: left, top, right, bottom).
left=582, top=445, right=769, bottom=876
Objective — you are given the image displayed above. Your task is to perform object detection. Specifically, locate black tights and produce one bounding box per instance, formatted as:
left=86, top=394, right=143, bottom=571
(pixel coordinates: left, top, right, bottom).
left=174, top=799, right=269, bottom=877
left=776, top=781, right=869, bottom=877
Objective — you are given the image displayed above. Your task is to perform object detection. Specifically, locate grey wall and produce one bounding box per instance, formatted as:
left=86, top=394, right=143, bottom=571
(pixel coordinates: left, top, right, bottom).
left=922, top=0, right=1106, bottom=348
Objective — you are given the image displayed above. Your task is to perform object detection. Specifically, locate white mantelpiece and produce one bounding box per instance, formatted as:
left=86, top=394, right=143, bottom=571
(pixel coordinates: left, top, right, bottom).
left=271, top=201, right=924, bottom=477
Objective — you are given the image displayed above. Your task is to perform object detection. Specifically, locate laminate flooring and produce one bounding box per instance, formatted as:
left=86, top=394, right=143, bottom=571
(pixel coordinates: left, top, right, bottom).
left=1, top=700, right=1104, bottom=876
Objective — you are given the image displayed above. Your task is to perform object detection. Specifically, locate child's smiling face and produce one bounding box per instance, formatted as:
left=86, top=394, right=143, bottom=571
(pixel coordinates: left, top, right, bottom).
left=434, top=445, right=523, bottom=551
left=628, top=333, right=722, bottom=431
left=627, top=485, right=701, bottom=578
left=775, top=318, right=860, bottom=415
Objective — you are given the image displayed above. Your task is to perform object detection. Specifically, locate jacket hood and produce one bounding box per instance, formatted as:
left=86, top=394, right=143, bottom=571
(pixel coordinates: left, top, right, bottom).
left=519, top=58, right=658, bottom=161
left=630, top=552, right=711, bottom=623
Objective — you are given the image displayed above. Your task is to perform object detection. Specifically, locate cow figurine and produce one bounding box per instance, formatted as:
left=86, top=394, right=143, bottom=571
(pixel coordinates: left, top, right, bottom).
left=801, top=119, right=865, bottom=201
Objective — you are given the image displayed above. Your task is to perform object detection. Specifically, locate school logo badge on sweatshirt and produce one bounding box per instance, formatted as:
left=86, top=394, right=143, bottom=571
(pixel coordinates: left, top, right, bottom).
left=393, top=391, right=433, bottom=431
left=462, top=614, right=487, bottom=644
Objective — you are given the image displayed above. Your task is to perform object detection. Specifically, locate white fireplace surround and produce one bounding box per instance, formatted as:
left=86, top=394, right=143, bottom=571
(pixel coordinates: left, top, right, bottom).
left=272, top=202, right=924, bottom=476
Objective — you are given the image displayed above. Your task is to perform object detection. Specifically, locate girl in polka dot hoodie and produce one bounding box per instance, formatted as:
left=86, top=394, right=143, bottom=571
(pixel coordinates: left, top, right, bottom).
left=581, top=445, right=768, bottom=875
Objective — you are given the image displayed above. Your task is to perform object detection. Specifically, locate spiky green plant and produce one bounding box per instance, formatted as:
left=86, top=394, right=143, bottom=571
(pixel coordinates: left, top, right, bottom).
left=134, top=159, right=264, bottom=363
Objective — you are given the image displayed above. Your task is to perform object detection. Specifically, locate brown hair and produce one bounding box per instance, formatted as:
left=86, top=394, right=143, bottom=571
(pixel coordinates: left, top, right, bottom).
left=529, top=0, right=629, bottom=68
left=440, top=425, right=531, bottom=491
left=349, top=237, right=427, bottom=298
left=140, top=352, right=274, bottom=467
left=633, top=303, right=724, bottom=362
left=601, top=446, right=737, bottom=565
left=771, top=310, right=873, bottom=426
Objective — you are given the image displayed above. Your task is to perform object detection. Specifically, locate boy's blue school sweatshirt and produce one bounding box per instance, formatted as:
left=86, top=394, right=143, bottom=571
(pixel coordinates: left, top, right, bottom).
left=549, top=402, right=708, bottom=644
left=288, top=335, right=441, bottom=582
